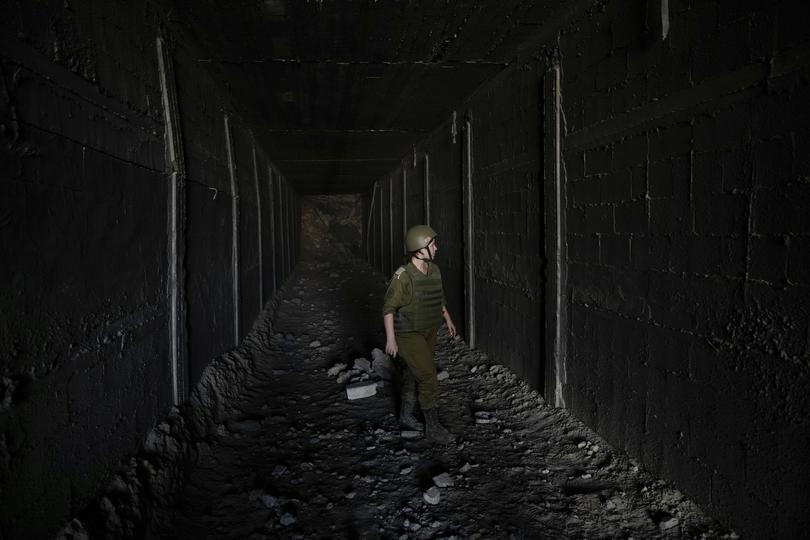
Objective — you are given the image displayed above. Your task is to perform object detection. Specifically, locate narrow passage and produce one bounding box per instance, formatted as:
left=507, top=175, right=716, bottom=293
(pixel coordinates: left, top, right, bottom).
left=156, top=250, right=732, bottom=540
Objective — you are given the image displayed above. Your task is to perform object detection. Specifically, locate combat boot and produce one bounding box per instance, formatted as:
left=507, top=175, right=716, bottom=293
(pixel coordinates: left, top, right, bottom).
left=399, top=399, right=424, bottom=431
left=424, top=407, right=455, bottom=444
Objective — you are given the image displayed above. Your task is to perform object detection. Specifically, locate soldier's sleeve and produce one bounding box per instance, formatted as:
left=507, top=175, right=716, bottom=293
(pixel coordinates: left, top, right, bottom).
left=382, top=267, right=411, bottom=315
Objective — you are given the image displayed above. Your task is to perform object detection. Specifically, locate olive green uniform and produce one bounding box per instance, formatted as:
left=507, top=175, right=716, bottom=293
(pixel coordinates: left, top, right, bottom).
left=383, top=261, right=446, bottom=409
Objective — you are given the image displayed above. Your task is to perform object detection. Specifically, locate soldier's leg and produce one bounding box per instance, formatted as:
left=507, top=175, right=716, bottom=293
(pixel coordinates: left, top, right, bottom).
left=397, top=331, right=439, bottom=410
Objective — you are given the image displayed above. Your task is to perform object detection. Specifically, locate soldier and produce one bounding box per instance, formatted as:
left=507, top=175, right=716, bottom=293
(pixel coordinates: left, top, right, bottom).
left=382, top=225, right=458, bottom=444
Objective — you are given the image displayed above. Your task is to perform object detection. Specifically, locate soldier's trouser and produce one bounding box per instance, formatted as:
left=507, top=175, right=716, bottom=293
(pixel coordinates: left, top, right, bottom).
left=397, top=326, right=439, bottom=409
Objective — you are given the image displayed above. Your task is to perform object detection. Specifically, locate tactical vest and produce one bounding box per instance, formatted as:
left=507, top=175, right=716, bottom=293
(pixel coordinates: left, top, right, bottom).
left=394, top=262, right=444, bottom=332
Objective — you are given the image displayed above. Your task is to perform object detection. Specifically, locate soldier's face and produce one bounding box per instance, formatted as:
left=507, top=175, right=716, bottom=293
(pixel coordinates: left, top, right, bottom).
left=426, top=237, right=438, bottom=258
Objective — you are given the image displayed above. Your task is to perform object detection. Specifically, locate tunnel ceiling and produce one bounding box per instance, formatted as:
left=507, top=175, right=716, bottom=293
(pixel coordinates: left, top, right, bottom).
left=170, top=0, right=558, bottom=195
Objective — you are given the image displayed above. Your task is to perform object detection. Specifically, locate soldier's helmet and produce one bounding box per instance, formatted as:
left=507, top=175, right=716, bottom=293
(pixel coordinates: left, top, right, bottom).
left=405, top=225, right=437, bottom=252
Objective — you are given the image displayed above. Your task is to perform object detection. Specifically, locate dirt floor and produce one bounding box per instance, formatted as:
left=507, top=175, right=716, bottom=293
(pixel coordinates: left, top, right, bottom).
left=154, top=250, right=736, bottom=540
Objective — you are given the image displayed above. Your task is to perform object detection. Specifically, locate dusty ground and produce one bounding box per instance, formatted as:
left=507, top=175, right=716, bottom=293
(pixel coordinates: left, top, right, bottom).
left=154, top=251, right=736, bottom=540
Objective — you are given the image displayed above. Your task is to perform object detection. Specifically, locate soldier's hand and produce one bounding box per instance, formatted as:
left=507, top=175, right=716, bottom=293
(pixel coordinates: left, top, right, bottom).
left=385, top=338, right=398, bottom=358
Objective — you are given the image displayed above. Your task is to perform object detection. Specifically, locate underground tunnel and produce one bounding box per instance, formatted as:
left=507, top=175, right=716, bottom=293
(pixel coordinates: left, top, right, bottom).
left=1, top=0, right=809, bottom=538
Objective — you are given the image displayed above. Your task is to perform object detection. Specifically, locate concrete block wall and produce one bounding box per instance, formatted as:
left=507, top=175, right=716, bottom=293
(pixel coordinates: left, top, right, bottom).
left=560, top=1, right=809, bottom=537
left=366, top=0, right=809, bottom=537
left=366, top=123, right=466, bottom=328
left=466, top=65, right=546, bottom=389
left=0, top=1, right=299, bottom=537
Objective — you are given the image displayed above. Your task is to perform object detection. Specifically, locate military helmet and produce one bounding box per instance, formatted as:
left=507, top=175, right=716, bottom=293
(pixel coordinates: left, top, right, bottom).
left=405, top=224, right=437, bottom=252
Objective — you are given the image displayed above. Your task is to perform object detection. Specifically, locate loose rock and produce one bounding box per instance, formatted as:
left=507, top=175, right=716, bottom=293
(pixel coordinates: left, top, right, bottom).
left=432, top=473, right=454, bottom=488
left=423, top=486, right=441, bottom=505
left=346, top=381, right=377, bottom=400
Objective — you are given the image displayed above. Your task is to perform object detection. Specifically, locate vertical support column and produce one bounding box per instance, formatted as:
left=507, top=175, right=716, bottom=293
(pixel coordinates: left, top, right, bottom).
left=224, top=114, right=240, bottom=346
left=157, top=34, right=188, bottom=405
left=280, top=179, right=287, bottom=278
left=388, top=175, right=394, bottom=276
left=424, top=153, right=431, bottom=227
left=462, top=115, right=476, bottom=349
left=366, top=182, right=378, bottom=263
left=402, top=168, right=408, bottom=235
left=378, top=179, right=384, bottom=273
left=284, top=182, right=295, bottom=275
left=543, top=64, right=567, bottom=408
left=268, top=166, right=277, bottom=294
left=252, top=146, right=263, bottom=307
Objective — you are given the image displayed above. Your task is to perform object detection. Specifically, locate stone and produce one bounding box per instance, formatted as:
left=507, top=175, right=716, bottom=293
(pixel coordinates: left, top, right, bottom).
left=280, top=513, right=296, bottom=526
left=436, top=369, right=449, bottom=381
left=372, top=356, right=395, bottom=380
left=371, top=348, right=388, bottom=363
left=659, top=517, right=679, bottom=531
left=346, top=381, right=377, bottom=400
left=474, top=411, right=497, bottom=424
left=423, top=486, right=441, bottom=505
left=354, top=357, right=372, bottom=373
left=401, top=430, right=421, bottom=439
left=309, top=340, right=321, bottom=348
left=432, top=472, right=454, bottom=488
left=459, top=462, right=471, bottom=473
left=259, top=494, right=278, bottom=509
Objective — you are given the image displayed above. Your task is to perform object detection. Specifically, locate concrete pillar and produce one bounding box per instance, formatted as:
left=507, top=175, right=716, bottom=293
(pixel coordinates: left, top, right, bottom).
left=223, top=114, right=240, bottom=346
left=156, top=34, right=188, bottom=405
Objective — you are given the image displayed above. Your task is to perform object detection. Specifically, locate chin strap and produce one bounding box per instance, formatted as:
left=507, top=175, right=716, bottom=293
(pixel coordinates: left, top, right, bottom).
left=413, top=238, right=435, bottom=262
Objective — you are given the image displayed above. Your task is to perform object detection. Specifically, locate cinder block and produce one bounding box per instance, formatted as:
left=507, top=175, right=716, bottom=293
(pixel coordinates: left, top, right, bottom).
left=650, top=124, right=693, bottom=160
left=720, top=237, right=747, bottom=278
left=565, top=151, right=585, bottom=181
left=583, top=91, right=613, bottom=127
left=584, top=204, right=613, bottom=233
left=694, top=194, right=748, bottom=235
left=753, top=137, right=792, bottom=188
left=630, top=235, right=670, bottom=270
left=568, top=234, right=600, bottom=265
left=585, top=146, right=612, bottom=177
left=569, top=177, right=601, bottom=206
left=751, top=186, right=810, bottom=235
left=720, top=149, right=752, bottom=192
left=692, top=17, right=749, bottom=83
left=749, top=236, right=787, bottom=284
left=631, top=164, right=647, bottom=198
left=568, top=206, right=587, bottom=234
left=600, top=234, right=630, bottom=267
left=615, top=199, right=648, bottom=233
left=346, top=381, right=377, bottom=400
left=601, top=170, right=633, bottom=202
left=692, top=151, right=724, bottom=198
left=649, top=156, right=690, bottom=199
left=792, top=129, right=810, bottom=184
left=788, top=236, right=810, bottom=285
left=650, top=197, right=689, bottom=234
left=612, top=134, right=648, bottom=169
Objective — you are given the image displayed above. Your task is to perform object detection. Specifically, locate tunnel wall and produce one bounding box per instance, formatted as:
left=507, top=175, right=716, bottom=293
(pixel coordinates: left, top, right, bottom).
left=0, top=2, right=299, bottom=537
left=366, top=0, right=809, bottom=537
